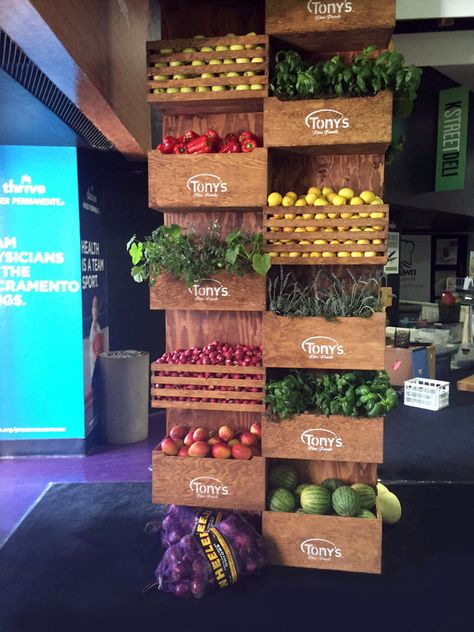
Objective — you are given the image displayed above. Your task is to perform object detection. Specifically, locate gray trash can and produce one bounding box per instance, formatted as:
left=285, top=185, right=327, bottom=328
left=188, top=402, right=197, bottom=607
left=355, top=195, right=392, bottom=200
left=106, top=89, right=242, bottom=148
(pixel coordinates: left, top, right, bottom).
left=99, top=350, right=149, bottom=444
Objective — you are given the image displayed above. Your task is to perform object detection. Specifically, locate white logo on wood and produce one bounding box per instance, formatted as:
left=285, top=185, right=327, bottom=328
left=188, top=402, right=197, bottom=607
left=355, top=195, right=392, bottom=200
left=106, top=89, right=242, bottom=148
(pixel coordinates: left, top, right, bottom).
left=186, top=173, right=228, bottom=198
left=304, top=109, right=350, bottom=136
left=188, top=278, right=230, bottom=302
left=301, top=336, right=344, bottom=360
left=189, top=476, right=229, bottom=498
left=306, top=1, right=353, bottom=21
left=300, top=428, right=343, bottom=452
left=301, top=538, right=343, bottom=561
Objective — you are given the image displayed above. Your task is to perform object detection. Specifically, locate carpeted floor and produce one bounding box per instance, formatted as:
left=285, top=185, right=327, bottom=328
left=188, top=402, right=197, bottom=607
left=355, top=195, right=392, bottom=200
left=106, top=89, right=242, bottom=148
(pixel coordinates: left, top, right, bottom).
left=0, top=482, right=472, bottom=632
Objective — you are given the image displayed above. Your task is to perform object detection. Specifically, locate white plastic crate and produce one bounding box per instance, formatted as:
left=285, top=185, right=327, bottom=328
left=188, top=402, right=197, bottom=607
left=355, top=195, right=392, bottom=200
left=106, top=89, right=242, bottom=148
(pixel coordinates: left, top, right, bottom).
left=404, top=377, right=450, bottom=411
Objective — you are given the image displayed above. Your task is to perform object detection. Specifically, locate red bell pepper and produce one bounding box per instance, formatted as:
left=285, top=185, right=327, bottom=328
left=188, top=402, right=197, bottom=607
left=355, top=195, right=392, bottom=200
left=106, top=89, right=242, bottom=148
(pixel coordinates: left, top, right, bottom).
left=186, top=135, right=213, bottom=154
left=241, top=137, right=258, bottom=152
left=158, top=135, right=177, bottom=153
left=238, top=131, right=258, bottom=145
left=224, top=132, right=239, bottom=144
left=172, top=142, right=187, bottom=154
left=219, top=140, right=241, bottom=153
left=183, top=130, right=199, bottom=143
left=205, top=128, right=222, bottom=151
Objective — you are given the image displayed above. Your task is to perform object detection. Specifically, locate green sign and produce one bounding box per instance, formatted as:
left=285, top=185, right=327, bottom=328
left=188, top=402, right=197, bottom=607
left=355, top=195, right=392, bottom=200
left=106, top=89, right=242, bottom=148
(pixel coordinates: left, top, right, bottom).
left=435, top=86, right=469, bottom=191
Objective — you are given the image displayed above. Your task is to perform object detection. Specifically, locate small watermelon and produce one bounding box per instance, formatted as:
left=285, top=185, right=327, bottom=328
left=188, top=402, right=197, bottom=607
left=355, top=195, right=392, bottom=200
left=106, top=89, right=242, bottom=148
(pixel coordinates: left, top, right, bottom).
left=300, top=485, right=331, bottom=515
left=269, top=488, right=296, bottom=513
left=269, top=464, right=298, bottom=491
left=351, top=483, right=376, bottom=510
left=321, top=478, right=346, bottom=493
left=294, top=483, right=311, bottom=502
left=357, top=509, right=376, bottom=519
left=332, top=486, right=360, bottom=517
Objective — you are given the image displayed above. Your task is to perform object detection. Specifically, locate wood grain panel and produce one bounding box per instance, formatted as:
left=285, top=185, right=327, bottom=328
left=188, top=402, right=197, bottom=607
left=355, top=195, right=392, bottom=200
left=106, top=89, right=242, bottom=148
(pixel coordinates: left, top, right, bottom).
left=166, top=409, right=261, bottom=434
left=265, top=93, right=392, bottom=152
left=152, top=450, right=265, bottom=510
left=263, top=312, right=386, bottom=370
left=281, top=458, right=378, bottom=486
left=164, top=211, right=263, bottom=233
left=148, top=149, right=268, bottom=209
left=262, top=511, right=382, bottom=573
left=162, top=112, right=263, bottom=142
left=150, top=272, right=265, bottom=311
left=263, top=415, right=384, bottom=463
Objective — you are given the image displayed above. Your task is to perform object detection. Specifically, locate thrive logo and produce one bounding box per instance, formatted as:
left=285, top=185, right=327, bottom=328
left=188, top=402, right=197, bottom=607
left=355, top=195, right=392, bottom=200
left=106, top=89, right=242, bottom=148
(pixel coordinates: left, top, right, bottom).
left=186, top=173, right=228, bottom=198
left=307, top=1, right=352, bottom=20
left=301, top=538, right=342, bottom=561
left=305, top=109, right=350, bottom=136
left=2, top=174, right=46, bottom=194
left=188, top=278, right=229, bottom=302
left=189, top=477, right=229, bottom=499
left=300, top=428, right=343, bottom=452
left=301, top=336, right=344, bottom=360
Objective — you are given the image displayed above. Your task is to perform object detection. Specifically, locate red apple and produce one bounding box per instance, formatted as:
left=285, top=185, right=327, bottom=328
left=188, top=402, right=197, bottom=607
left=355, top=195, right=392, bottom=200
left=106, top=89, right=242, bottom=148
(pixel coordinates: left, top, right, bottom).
left=177, top=446, right=189, bottom=457
left=169, top=424, right=188, bottom=441
left=218, top=425, right=234, bottom=442
left=211, top=443, right=232, bottom=459
left=184, top=431, right=196, bottom=447
left=161, top=437, right=179, bottom=456
left=228, top=438, right=240, bottom=447
left=193, top=427, right=209, bottom=442
left=240, top=430, right=258, bottom=447
left=174, top=438, right=184, bottom=449
left=207, top=436, right=220, bottom=446
left=250, top=445, right=261, bottom=457
left=250, top=422, right=261, bottom=438
left=231, top=444, right=252, bottom=460
left=188, top=441, right=210, bottom=457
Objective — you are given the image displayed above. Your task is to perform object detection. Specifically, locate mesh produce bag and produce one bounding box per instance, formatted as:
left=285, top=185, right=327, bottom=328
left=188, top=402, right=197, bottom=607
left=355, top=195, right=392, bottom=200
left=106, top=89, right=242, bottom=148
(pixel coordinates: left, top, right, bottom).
left=160, top=505, right=226, bottom=549
left=155, top=512, right=267, bottom=598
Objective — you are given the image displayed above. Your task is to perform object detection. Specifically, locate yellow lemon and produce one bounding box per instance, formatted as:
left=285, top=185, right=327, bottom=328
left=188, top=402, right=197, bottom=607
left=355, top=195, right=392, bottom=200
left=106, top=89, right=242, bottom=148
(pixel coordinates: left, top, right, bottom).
left=314, top=213, right=327, bottom=220
left=280, top=239, right=290, bottom=243
left=323, top=227, right=334, bottom=232
left=302, top=213, right=315, bottom=220
left=351, top=251, right=363, bottom=258
left=349, top=227, right=361, bottom=232
left=327, top=212, right=338, bottom=219
left=322, top=251, right=334, bottom=258
left=364, top=227, right=375, bottom=232
left=285, top=191, right=298, bottom=200
left=268, top=252, right=278, bottom=257
left=337, top=226, right=346, bottom=231
left=371, top=197, right=384, bottom=204
left=364, top=251, right=377, bottom=258
left=308, top=187, right=321, bottom=197
left=282, top=196, right=295, bottom=207
left=372, top=239, right=382, bottom=245
left=288, top=251, right=299, bottom=258
left=332, top=195, right=347, bottom=206
left=337, top=252, right=350, bottom=258
left=313, top=198, right=329, bottom=206
left=322, top=187, right=333, bottom=197
left=305, top=227, right=317, bottom=232
left=349, top=196, right=364, bottom=205
left=284, top=213, right=296, bottom=220
left=295, top=214, right=304, bottom=219
left=310, top=251, right=321, bottom=258
left=350, top=214, right=361, bottom=219
left=299, top=240, right=312, bottom=245
left=294, top=227, right=306, bottom=233
left=344, top=239, right=355, bottom=245
left=268, top=239, right=277, bottom=244
left=313, top=239, right=327, bottom=245
left=360, top=191, right=376, bottom=204
left=279, top=252, right=289, bottom=257
left=340, top=212, right=353, bottom=219
left=338, top=187, right=354, bottom=200
left=305, top=193, right=318, bottom=205
left=370, top=212, right=385, bottom=219
left=272, top=213, right=284, bottom=219
left=282, top=226, right=294, bottom=232
left=357, top=239, right=369, bottom=245
left=330, top=239, right=340, bottom=245
left=326, top=192, right=337, bottom=203
left=269, top=227, right=278, bottom=232
left=295, top=199, right=307, bottom=206
left=359, top=212, right=370, bottom=218
left=268, top=192, right=283, bottom=206
left=372, top=225, right=383, bottom=230
left=301, top=253, right=310, bottom=258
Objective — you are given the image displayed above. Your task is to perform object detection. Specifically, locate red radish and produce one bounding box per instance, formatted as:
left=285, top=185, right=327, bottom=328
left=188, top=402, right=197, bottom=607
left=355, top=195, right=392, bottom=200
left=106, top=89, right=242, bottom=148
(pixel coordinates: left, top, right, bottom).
left=211, top=443, right=232, bottom=459
left=161, top=437, right=179, bottom=456
left=250, top=422, right=262, bottom=438
left=188, top=441, right=210, bottom=458
left=240, top=431, right=258, bottom=447
left=218, top=425, right=234, bottom=442
left=177, top=446, right=189, bottom=457
left=231, top=444, right=252, bottom=460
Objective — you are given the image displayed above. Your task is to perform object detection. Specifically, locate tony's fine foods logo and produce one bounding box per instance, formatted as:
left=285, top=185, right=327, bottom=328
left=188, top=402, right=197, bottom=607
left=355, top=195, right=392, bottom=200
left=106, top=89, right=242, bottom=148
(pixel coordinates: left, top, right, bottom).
left=305, top=109, right=350, bottom=136
left=1, top=174, right=46, bottom=194
left=186, top=173, right=228, bottom=198
left=188, top=278, right=229, bottom=302
left=189, top=477, right=229, bottom=499
left=300, top=428, right=343, bottom=452
left=306, top=1, right=352, bottom=20
left=301, top=336, right=344, bottom=360
left=301, top=538, right=342, bottom=562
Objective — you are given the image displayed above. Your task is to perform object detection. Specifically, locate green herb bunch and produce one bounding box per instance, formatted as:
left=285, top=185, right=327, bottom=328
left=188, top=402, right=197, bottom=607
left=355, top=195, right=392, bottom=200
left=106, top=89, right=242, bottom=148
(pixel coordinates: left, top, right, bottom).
left=265, top=370, right=397, bottom=421
left=128, top=221, right=271, bottom=287
left=271, top=46, right=422, bottom=116
left=268, top=269, right=383, bottom=320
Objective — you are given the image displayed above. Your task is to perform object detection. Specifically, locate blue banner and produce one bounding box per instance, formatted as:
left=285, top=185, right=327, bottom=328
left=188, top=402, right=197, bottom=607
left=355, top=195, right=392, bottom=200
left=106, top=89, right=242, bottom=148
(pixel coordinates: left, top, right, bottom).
left=0, top=146, right=84, bottom=440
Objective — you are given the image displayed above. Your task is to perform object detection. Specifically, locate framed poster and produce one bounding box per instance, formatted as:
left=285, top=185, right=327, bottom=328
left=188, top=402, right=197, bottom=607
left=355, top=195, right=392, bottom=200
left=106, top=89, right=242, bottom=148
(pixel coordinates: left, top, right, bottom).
left=399, top=235, right=432, bottom=302
left=435, top=238, right=458, bottom=265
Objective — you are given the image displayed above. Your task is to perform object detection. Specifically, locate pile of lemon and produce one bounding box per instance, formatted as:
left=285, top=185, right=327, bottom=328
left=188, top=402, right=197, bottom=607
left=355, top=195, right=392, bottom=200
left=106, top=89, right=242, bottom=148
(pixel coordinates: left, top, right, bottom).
left=266, top=187, right=386, bottom=260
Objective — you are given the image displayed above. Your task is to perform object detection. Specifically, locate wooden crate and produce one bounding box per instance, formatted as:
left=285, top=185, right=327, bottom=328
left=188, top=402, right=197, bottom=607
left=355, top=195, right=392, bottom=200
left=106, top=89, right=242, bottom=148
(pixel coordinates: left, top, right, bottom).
left=152, top=450, right=265, bottom=510
left=265, top=205, right=389, bottom=265
left=147, top=35, right=268, bottom=113
left=262, top=510, right=382, bottom=573
left=151, top=362, right=265, bottom=413
left=149, top=148, right=267, bottom=209
left=265, top=0, right=395, bottom=53
left=262, top=414, right=384, bottom=463
left=263, top=312, right=386, bottom=370
left=150, top=272, right=265, bottom=311
left=264, top=92, right=392, bottom=153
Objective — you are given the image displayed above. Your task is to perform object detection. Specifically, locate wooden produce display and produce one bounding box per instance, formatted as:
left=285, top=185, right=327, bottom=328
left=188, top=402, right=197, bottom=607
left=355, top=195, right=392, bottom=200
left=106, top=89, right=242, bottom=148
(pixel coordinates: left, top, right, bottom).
left=150, top=362, right=265, bottom=413
left=263, top=311, right=386, bottom=369
left=264, top=92, right=392, bottom=154
left=148, top=148, right=267, bottom=210
left=265, top=0, right=395, bottom=53
left=152, top=450, right=265, bottom=510
left=150, top=272, right=265, bottom=311
left=262, top=414, right=384, bottom=463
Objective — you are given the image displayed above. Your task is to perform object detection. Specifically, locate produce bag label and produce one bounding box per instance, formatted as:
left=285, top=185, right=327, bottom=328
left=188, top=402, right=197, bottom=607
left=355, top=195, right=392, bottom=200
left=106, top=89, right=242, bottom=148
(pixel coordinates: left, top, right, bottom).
left=192, top=510, right=223, bottom=536
left=195, top=522, right=237, bottom=589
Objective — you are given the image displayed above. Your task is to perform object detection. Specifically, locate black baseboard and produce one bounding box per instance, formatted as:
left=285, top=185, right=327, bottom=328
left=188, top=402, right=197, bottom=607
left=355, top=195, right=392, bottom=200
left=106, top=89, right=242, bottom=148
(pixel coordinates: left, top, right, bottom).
left=0, top=438, right=87, bottom=457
